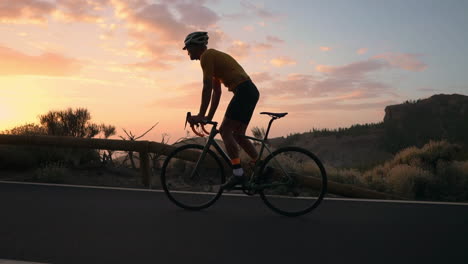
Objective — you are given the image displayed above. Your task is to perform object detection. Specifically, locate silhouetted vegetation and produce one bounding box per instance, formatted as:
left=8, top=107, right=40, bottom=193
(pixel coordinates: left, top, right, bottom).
left=0, top=107, right=115, bottom=170
left=327, top=140, right=468, bottom=201
left=276, top=122, right=384, bottom=148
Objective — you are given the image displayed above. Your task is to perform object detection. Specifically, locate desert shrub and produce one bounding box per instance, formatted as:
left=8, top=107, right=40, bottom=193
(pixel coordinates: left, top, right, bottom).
left=326, top=166, right=363, bottom=185
left=361, top=140, right=467, bottom=201
left=0, top=145, right=100, bottom=170
left=0, top=146, right=39, bottom=169
left=428, top=160, right=468, bottom=201
left=34, top=161, right=68, bottom=183
left=386, top=164, right=434, bottom=199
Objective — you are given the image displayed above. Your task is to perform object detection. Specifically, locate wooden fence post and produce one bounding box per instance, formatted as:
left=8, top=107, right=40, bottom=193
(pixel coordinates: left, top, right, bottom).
left=139, top=151, right=151, bottom=188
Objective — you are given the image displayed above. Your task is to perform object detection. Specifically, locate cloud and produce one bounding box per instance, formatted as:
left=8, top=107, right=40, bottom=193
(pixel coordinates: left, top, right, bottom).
left=129, top=4, right=188, bottom=43
left=127, top=60, right=172, bottom=71
left=53, top=0, right=107, bottom=23
left=109, top=0, right=225, bottom=69
left=273, top=99, right=399, bottom=112
left=266, top=35, right=284, bottom=44
left=250, top=72, right=274, bottom=83
left=357, top=48, right=368, bottom=55
left=320, top=46, right=332, bottom=52
left=240, top=1, right=277, bottom=19
left=316, top=60, right=389, bottom=76
left=270, top=57, right=297, bottom=67
left=224, top=1, right=282, bottom=21
left=0, top=45, right=82, bottom=76
left=253, top=43, right=273, bottom=51
left=373, top=53, right=427, bottom=72
left=0, top=0, right=113, bottom=24
left=267, top=74, right=316, bottom=97
left=227, top=41, right=250, bottom=59
left=263, top=58, right=399, bottom=106
left=174, top=2, right=220, bottom=28
left=0, top=0, right=55, bottom=24
left=148, top=81, right=200, bottom=109
left=243, top=25, right=255, bottom=32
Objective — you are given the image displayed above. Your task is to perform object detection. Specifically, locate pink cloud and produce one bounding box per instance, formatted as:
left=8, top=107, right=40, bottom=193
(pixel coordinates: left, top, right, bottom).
left=0, top=45, right=82, bottom=76
left=274, top=99, right=399, bottom=112
left=266, top=35, right=284, bottom=43
left=316, top=60, right=389, bottom=76
left=267, top=74, right=317, bottom=97
left=320, top=46, right=332, bottom=52
left=53, top=0, right=107, bottom=23
left=225, top=1, right=282, bottom=21
left=131, top=4, right=187, bottom=43
left=175, top=2, right=220, bottom=27
left=127, top=60, right=172, bottom=71
left=227, top=41, right=251, bottom=59
left=0, top=0, right=114, bottom=24
left=253, top=43, right=273, bottom=51
left=110, top=0, right=225, bottom=67
left=357, top=48, right=368, bottom=55
left=243, top=25, right=255, bottom=32
left=264, top=58, right=397, bottom=104
left=0, top=0, right=55, bottom=24
left=250, top=72, right=274, bottom=83
left=373, top=53, right=427, bottom=72
left=270, top=57, right=296, bottom=67
left=148, top=81, right=230, bottom=110
left=240, top=1, right=277, bottom=19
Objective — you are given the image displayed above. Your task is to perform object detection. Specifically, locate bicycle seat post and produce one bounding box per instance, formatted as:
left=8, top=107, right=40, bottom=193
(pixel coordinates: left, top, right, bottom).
left=263, top=117, right=277, bottom=141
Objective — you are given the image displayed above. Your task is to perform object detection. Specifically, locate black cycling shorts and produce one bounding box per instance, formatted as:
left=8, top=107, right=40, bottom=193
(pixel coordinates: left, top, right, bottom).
left=225, top=80, right=259, bottom=124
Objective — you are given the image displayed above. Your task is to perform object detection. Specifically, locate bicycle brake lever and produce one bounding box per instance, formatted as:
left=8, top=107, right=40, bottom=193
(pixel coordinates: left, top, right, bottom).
left=185, top=112, right=191, bottom=129
left=201, top=124, right=210, bottom=135
left=191, top=123, right=206, bottom=137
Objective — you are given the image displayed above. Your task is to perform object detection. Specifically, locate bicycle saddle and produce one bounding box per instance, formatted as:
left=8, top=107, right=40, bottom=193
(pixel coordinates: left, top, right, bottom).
left=260, top=112, right=288, bottom=118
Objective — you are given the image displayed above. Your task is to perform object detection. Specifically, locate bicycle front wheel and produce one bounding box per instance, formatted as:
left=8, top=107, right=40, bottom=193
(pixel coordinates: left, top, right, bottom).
left=259, top=147, right=327, bottom=217
left=161, top=144, right=225, bottom=210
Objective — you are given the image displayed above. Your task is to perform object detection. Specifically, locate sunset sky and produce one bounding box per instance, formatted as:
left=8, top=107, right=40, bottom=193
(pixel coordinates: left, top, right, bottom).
left=1, top=0, right=467, bottom=142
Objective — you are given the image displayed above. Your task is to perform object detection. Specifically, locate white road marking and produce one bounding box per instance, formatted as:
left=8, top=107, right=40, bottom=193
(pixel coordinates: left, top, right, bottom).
left=1, top=180, right=467, bottom=206
left=0, top=259, right=48, bottom=264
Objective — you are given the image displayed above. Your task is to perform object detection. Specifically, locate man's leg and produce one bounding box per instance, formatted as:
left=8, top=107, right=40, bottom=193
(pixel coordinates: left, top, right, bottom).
left=219, top=117, right=242, bottom=161
left=219, top=117, right=253, bottom=189
left=233, top=123, right=258, bottom=161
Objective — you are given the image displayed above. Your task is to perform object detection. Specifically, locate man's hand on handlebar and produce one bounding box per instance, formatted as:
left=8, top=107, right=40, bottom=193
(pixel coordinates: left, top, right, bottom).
left=187, top=114, right=208, bottom=125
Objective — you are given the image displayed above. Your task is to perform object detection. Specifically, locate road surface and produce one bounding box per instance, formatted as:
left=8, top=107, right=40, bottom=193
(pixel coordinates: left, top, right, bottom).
left=1, top=181, right=467, bottom=264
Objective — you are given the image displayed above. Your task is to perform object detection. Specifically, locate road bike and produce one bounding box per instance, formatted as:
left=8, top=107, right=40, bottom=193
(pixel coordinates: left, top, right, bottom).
left=160, top=112, right=327, bottom=217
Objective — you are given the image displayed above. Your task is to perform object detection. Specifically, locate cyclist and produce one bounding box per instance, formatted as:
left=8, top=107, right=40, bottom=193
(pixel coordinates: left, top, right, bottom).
left=183, top=31, right=259, bottom=190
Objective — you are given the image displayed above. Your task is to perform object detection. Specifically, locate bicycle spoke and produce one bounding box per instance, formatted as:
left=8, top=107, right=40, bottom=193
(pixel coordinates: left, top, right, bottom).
left=259, top=147, right=327, bottom=216
left=161, top=144, right=225, bottom=210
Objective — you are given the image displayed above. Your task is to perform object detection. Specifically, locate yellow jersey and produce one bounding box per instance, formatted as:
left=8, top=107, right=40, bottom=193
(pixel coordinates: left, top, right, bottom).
left=200, top=49, right=251, bottom=91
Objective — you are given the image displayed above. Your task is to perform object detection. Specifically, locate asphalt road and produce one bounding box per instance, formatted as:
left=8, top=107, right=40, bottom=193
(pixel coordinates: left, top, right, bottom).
left=0, top=181, right=467, bottom=264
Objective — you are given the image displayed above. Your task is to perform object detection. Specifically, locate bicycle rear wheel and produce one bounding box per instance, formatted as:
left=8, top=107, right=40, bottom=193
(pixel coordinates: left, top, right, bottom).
left=161, top=144, right=225, bottom=210
left=259, top=146, right=327, bottom=217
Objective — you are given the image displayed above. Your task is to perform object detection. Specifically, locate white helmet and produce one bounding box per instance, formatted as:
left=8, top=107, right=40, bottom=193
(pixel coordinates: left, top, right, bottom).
left=183, top=31, right=209, bottom=50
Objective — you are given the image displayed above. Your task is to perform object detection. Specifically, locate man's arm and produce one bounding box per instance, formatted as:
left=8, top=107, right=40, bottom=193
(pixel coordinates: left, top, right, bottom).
left=207, top=78, right=221, bottom=121
left=198, top=75, right=214, bottom=118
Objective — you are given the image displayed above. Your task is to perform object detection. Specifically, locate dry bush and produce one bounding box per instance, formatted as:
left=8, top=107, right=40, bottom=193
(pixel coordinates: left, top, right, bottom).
left=361, top=140, right=467, bottom=200
left=326, top=166, right=363, bottom=185
left=386, top=164, right=434, bottom=198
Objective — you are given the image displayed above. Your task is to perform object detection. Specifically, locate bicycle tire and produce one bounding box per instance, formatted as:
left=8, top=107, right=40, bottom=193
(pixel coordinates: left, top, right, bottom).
left=161, top=144, right=225, bottom=210
left=259, top=146, right=327, bottom=217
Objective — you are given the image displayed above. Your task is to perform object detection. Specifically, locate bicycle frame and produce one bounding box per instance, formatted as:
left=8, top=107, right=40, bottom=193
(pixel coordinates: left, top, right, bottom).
left=190, top=117, right=291, bottom=189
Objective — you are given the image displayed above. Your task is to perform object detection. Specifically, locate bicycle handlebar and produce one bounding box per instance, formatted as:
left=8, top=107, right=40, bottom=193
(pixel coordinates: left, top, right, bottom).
left=185, top=112, right=218, bottom=137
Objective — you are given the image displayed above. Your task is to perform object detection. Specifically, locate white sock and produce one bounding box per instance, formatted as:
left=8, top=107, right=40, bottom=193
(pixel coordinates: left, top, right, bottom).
left=233, top=168, right=244, bottom=176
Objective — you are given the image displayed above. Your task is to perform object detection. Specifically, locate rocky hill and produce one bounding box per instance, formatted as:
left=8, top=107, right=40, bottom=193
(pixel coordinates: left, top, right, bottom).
left=383, top=94, right=468, bottom=152
left=268, top=93, right=468, bottom=168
